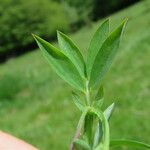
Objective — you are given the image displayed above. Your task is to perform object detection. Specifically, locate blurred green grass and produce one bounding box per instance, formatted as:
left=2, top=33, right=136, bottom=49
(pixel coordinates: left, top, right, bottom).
left=0, top=0, right=150, bottom=150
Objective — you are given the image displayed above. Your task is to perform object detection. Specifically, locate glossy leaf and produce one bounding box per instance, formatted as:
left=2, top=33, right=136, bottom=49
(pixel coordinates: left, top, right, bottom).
left=89, top=19, right=127, bottom=87
left=72, top=92, right=85, bottom=111
left=33, top=34, right=85, bottom=91
left=110, top=139, right=150, bottom=149
left=74, top=139, right=91, bottom=150
left=57, top=31, right=86, bottom=78
left=87, top=19, right=109, bottom=78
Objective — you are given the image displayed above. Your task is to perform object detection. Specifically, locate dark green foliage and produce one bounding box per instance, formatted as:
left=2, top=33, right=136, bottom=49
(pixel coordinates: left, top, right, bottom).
left=0, top=0, right=69, bottom=53
left=63, top=0, right=94, bottom=26
left=93, top=0, right=140, bottom=20
left=61, top=0, right=140, bottom=26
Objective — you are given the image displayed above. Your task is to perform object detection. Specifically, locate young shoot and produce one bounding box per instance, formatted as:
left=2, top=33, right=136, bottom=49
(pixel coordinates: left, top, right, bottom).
left=33, top=19, right=150, bottom=150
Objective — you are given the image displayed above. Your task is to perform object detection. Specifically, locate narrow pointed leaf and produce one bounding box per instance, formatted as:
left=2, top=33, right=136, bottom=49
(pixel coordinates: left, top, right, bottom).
left=33, top=34, right=85, bottom=91
left=95, top=85, right=104, bottom=101
left=93, top=99, right=104, bottom=110
left=72, top=92, right=85, bottom=111
left=110, top=139, right=150, bottom=149
left=87, top=19, right=109, bottom=78
left=74, top=139, right=91, bottom=150
left=93, top=85, right=104, bottom=109
left=104, top=103, right=115, bottom=120
left=90, top=19, right=127, bottom=87
left=57, top=31, right=86, bottom=78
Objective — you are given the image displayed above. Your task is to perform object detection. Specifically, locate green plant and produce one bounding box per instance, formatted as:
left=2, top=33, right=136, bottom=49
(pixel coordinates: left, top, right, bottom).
left=63, top=0, right=94, bottom=26
left=0, top=0, right=69, bottom=53
left=33, top=19, right=150, bottom=150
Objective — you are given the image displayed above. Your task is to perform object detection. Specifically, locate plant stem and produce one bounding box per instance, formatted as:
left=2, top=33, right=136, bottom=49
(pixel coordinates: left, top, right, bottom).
left=85, top=80, right=90, bottom=106
left=102, top=115, right=109, bottom=150
left=69, top=109, right=88, bottom=150
left=70, top=80, right=91, bottom=150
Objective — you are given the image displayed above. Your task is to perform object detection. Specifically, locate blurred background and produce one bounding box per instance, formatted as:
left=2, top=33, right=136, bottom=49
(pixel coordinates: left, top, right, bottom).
left=0, top=0, right=149, bottom=149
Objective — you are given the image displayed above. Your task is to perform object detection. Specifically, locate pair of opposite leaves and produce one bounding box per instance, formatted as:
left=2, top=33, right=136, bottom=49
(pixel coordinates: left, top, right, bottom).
left=33, top=19, right=127, bottom=92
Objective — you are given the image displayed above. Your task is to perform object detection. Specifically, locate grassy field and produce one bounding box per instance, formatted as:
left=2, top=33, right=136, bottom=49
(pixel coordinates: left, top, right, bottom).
left=0, top=0, right=150, bottom=149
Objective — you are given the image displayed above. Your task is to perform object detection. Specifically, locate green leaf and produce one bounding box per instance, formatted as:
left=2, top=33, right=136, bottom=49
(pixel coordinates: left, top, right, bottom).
left=84, top=113, right=94, bottom=146
left=93, top=121, right=102, bottom=148
left=33, top=34, right=85, bottom=91
left=93, top=103, right=114, bottom=148
left=87, top=19, right=109, bottom=78
left=89, top=19, right=127, bottom=87
left=93, top=99, right=104, bottom=110
left=95, top=85, right=104, bottom=101
left=104, top=103, right=115, bottom=120
left=92, top=85, right=104, bottom=109
left=74, top=139, right=91, bottom=150
left=92, top=108, right=110, bottom=150
left=110, top=139, right=150, bottom=149
left=72, top=92, right=85, bottom=111
left=57, top=31, right=86, bottom=78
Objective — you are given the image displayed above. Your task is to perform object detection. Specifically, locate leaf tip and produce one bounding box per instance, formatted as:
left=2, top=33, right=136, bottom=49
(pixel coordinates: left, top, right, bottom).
left=56, top=30, right=60, bottom=35
left=104, top=18, right=110, bottom=24
left=31, top=34, right=41, bottom=42
left=123, top=17, right=128, bottom=23
left=120, top=18, right=128, bottom=32
left=57, top=30, right=64, bottom=37
left=31, top=33, right=37, bottom=39
left=110, top=102, right=115, bottom=109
